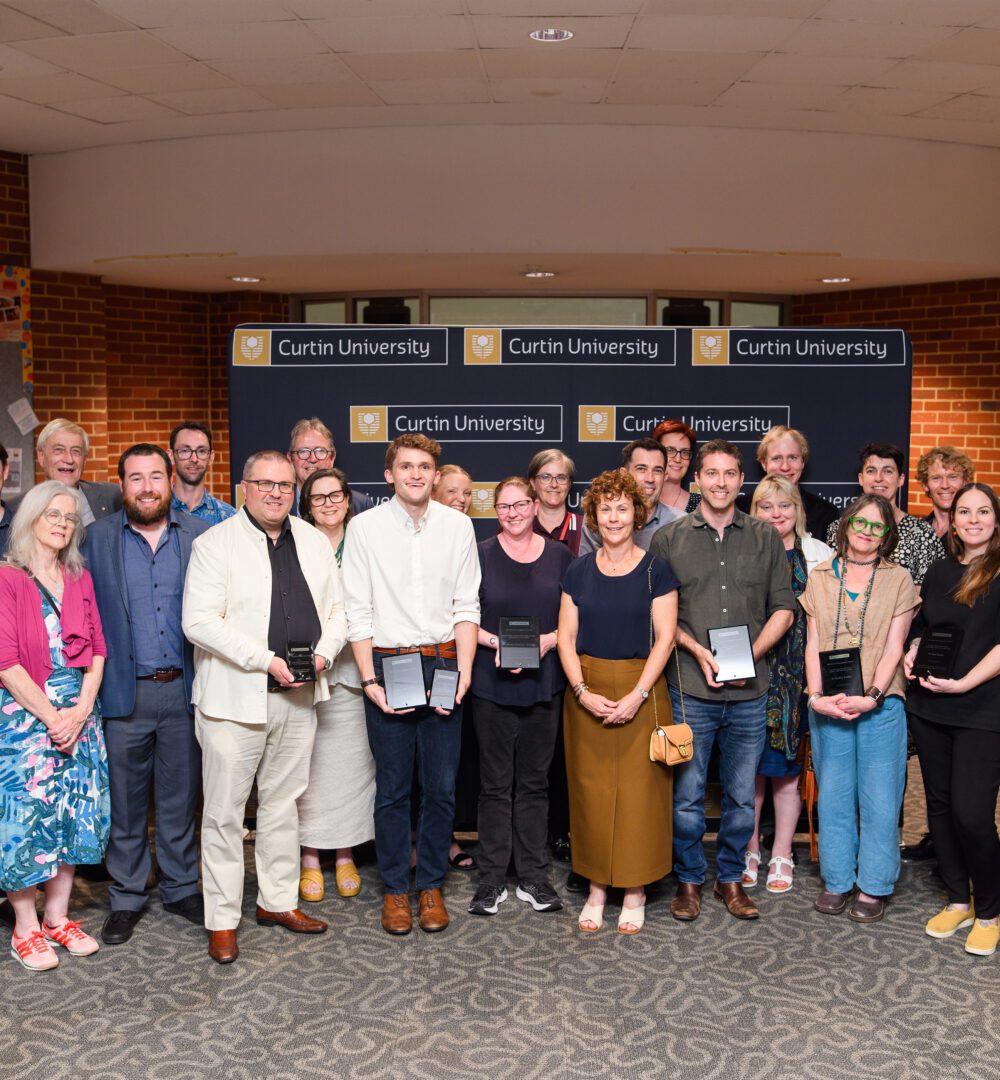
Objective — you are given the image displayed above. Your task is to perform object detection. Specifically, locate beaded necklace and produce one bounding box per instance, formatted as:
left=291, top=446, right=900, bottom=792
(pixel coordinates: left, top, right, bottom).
left=832, top=557, right=878, bottom=648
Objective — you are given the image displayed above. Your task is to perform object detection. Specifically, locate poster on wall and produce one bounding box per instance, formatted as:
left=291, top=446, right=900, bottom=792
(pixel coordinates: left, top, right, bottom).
left=1, top=267, right=31, bottom=390
left=229, top=324, right=911, bottom=536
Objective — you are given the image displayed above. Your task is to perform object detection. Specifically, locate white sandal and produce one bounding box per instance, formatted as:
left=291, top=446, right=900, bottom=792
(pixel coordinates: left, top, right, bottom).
left=618, top=902, right=645, bottom=935
left=766, top=855, right=794, bottom=894
left=578, top=902, right=605, bottom=933
left=741, top=850, right=761, bottom=888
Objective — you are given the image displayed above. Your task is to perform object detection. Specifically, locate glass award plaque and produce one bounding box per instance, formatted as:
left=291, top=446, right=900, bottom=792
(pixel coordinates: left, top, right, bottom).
left=499, top=616, right=541, bottom=669
left=913, top=626, right=963, bottom=679
left=285, top=641, right=316, bottom=683
left=818, top=647, right=864, bottom=697
left=381, top=652, right=427, bottom=709
left=707, top=624, right=756, bottom=682
left=428, top=667, right=459, bottom=710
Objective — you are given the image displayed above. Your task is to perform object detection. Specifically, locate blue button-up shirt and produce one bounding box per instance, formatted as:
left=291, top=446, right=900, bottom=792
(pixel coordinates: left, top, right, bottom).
left=170, top=489, right=236, bottom=525
left=122, top=510, right=185, bottom=674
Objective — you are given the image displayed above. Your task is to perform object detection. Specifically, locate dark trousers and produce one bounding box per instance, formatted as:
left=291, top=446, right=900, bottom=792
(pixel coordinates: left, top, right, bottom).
left=547, top=692, right=570, bottom=841
left=364, top=654, right=462, bottom=895
left=104, top=678, right=201, bottom=911
left=473, top=695, right=560, bottom=885
left=908, top=713, right=1000, bottom=919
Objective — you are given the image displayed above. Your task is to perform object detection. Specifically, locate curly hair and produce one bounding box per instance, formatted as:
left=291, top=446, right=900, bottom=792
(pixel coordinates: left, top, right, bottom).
left=916, top=445, right=975, bottom=486
left=385, top=433, right=441, bottom=469
left=581, top=469, right=648, bottom=533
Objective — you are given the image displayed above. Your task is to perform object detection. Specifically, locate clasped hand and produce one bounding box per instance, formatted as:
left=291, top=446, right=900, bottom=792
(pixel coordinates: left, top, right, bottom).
left=49, top=702, right=89, bottom=752
left=580, top=688, right=643, bottom=726
left=811, top=693, right=875, bottom=721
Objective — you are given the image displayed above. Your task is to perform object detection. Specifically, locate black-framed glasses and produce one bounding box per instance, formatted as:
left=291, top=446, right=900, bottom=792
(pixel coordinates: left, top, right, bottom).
left=849, top=516, right=889, bottom=538
left=42, top=509, right=81, bottom=527
left=173, top=447, right=211, bottom=460
left=664, top=447, right=693, bottom=461
left=291, top=447, right=333, bottom=462
left=246, top=479, right=295, bottom=495
left=496, top=499, right=533, bottom=515
left=309, top=491, right=347, bottom=506
left=536, top=472, right=569, bottom=485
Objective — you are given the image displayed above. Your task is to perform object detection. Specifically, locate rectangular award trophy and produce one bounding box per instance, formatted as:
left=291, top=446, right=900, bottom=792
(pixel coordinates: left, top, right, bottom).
left=913, top=626, right=963, bottom=679
left=381, top=652, right=428, bottom=709
left=428, top=668, right=459, bottom=711
left=498, top=616, right=541, bottom=670
left=818, top=647, right=864, bottom=696
left=285, top=641, right=317, bottom=683
left=708, top=624, right=757, bottom=682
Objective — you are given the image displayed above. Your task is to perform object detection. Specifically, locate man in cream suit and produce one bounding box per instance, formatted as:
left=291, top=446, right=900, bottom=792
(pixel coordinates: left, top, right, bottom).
left=182, top=450, right=347, bottom=964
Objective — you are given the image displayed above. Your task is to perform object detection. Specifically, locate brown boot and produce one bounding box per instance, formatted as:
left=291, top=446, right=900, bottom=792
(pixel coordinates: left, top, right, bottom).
left=713, top=880, right=760, bottom=919
left=208, top=929, right=238, bottom=964
left=381, top=893, right=413, bottom=936
left=671, top=883, right=703, bottom=921
left=418, top=888, right=450, bottom=932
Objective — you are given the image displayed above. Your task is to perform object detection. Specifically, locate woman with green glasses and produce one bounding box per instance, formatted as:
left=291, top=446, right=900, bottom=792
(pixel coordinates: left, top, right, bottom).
left=800, top=493, right=918, bottom=924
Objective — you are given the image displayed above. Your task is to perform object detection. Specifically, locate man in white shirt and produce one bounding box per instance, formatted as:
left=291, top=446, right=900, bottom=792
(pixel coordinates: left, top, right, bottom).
left=182, top=451, right=347, bottom=964
left=342, top=433, right=480, bottom=936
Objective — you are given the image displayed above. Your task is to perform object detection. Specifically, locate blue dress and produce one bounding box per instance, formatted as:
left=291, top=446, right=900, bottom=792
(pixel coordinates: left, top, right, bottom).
left=0, top=591, right=110, bottom=890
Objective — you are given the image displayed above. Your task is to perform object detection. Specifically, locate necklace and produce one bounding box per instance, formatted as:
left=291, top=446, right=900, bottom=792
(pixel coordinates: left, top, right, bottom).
left=599, top=545, right=638, bottom=574
left=663, top=486, right=687, bottom=511
left=845, top=557, right=878, bottom=566
left=833, top=557, right=877, bottom=649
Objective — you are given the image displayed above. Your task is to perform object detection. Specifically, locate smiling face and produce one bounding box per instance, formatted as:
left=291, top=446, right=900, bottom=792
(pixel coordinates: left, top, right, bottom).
left=627, top=447, right=666, bottom=506
left=121, top=453, right=172, bottom=526
left=288, top=428, right=335, bottom=486
left=307, top=473, right=349, bottom=533
left=595, top=491, right=635, bottom=545
left=845, top=502, right=888, bottom=561
left=434, top=472, right=473, bottom=515
left=755, top=493, right=797, bottom=543
left=532, top=456, right=572, bottom=511
left=172, top=428, right=213, bottom=486
left=242, top=457, right=296, bottom=531
left=32, top=493, right=80, bottom=556
left=953, top=488, right=996, bottom=555
left=762, top=434, right=805, bottom=486
left=695, top=452, right=743, bottom=514
left=659, top=431, right=693, bottom=484
left=386, top=447, right=438, bottom=510
left=37, top=429, right=87, bottom=487
left=495, top=483, right=536, bottom=541
left=859, top=455, right=905, bottom=502
left=924, top=459, right=966, bottom=514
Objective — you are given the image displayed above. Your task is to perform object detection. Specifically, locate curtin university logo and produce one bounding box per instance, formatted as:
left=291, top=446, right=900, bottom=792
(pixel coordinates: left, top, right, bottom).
left=464, top=328, right=501, bottom=365
left=233, top=329, right=271, bottom=366
left=578, top=406, right=614, bottom=441
left=692, top=330, right=729, bottom=366
left=351, top=406, right=387, bottom=442
left=468, top=485, right=498, bottom=519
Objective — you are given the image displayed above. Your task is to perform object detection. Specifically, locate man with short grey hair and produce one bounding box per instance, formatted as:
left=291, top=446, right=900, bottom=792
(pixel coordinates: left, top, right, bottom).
left=288, top=417, right=373, bottom=516
left=34, top=418, right=121, bottom=525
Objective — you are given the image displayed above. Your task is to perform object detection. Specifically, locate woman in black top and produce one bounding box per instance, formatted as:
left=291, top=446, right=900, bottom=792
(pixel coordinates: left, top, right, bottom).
left=467, top=477, right=572, bottom=919
left=904, top=483, right=1000, bottom=958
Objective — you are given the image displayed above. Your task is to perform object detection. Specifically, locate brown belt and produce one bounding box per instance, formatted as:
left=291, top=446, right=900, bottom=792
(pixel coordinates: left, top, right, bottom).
left=137, top=668, right=183, bottom=683
left=373, top=640, right=457, bottom=660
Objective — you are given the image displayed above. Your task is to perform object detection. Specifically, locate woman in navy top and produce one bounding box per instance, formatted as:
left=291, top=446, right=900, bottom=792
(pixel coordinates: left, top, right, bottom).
left=558, top=469, right=679, bottom=936
left=467, top=477, right=572, bottom=919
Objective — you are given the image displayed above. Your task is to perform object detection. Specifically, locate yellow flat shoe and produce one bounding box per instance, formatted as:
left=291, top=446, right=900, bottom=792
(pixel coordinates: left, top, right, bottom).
left=299, top=867, right=325, bottom=903
left=336, top=861, right=361, bottom=897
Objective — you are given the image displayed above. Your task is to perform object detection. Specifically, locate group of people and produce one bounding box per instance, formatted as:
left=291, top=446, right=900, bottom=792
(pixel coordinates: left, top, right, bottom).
left=0, top=414, right=997, bottom=970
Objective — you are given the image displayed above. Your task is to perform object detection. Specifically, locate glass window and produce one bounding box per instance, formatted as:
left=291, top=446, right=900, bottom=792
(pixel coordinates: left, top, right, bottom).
left=429, top=296, right=646, bottom=326
left=356, top=297, right=420, bottom=324
left=301, top=300, right=346, bottom=324
left=731, top=300, right=783, bottom=327
left=656, top=298, right=721, bottom=326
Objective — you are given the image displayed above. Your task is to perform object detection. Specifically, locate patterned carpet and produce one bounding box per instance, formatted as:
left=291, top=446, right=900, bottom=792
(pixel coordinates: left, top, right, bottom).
left=1, top=837, right=997, bottom=1080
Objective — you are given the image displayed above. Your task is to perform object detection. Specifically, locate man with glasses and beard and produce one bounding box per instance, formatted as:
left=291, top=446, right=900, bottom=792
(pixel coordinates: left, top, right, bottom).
left=83, top=444, right=210, bottom=946
left=182, top=451, right=346, bottom=963
left=169, top=422, right=235, bottom=524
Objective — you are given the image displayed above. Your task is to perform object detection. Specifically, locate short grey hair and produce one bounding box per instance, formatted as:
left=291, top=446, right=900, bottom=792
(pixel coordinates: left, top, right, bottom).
left=243, top=450, right=296, bottom=481
left=3, top=481, right=86, bottom=579
left=526, top=448, right=576, bottom=484
left=36, top=418, right=90, bottom=457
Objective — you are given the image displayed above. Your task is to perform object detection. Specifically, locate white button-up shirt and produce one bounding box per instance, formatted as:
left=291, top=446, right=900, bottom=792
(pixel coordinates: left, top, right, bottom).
left=342, top=496, right=481, bottom=647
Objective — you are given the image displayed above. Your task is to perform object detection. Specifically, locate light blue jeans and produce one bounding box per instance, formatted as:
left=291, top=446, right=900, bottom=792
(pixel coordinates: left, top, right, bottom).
left=669, top=688, right=767, bottom=885
left=809, top=696, right=906, bottom=897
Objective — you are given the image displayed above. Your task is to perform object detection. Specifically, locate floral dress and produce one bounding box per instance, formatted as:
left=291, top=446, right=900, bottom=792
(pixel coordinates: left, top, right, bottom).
left=0, top=591, right=109, bottom=890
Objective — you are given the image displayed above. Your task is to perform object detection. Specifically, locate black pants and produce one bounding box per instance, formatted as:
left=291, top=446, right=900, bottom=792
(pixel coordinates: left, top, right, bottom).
left=473, top=696, right=560, bottom=886
left=547, top=694, right=570, bottom=841
left=908, top=712, right=1000, bottom=919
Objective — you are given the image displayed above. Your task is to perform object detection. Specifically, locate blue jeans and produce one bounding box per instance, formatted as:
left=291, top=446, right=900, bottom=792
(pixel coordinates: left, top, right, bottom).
left=363, top=653, right=462, bottom=894
left=670, top=689, right=767, bottom=885
left=809, top=696, right=906, bottom=896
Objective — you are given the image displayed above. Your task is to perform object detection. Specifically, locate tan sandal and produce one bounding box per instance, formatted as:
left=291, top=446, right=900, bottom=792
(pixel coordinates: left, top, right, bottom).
left=299, top=867, right=325, bottom=903
left=335, top=861, right=361, bottom=897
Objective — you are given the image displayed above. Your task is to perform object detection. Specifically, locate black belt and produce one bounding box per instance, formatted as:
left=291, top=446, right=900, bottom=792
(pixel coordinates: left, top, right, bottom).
left=137, top=668, right=183, bottom=683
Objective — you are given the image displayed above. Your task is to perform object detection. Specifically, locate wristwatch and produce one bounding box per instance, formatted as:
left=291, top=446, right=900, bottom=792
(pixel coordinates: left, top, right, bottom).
left=361, top=677, right=380, bottom=688
left=637, top=686, right=649, bottom=700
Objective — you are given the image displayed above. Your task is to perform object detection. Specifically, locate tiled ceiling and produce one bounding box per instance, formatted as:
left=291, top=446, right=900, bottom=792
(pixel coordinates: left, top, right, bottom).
left=4, top=0, right=1000, bottom=153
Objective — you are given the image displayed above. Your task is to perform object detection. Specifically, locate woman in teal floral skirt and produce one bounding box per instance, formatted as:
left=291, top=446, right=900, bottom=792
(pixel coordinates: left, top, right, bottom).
left=0, top=480, right=109, bottom=971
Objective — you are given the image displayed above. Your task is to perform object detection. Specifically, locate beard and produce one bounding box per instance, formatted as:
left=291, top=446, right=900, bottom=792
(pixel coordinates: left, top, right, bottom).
left=124, top=490, right=170, bottom=525
left=176, top=461, right=207, bottom=486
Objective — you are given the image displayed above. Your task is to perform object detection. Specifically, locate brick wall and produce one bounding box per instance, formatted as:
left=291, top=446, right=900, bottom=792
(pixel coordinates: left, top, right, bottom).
left=789, top=280, right=1000, bottom=516
left=0, top=151, right=29, bottom=264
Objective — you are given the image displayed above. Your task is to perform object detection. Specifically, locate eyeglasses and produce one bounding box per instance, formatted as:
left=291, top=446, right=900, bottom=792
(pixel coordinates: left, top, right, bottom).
left=496, top=500, right=533, bottom=515
left=246, top=479, right=295, bottom=495
left=536, top=473, right=569, bottom=486
left=291, top=447, right=333, bottom=462
left=664, top=447, right=692, bottom=461
left=174, top=447, right=211, bottom=460
left=42, top=509, right=81, bottom=527
left=848, top=516, right=889, bottom=538
left=309, top=490, right=347, bottom=506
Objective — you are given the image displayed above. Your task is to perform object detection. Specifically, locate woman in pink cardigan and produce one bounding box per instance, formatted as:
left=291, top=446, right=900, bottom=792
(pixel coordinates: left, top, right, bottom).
left=0, top=480, right=109, bottom=971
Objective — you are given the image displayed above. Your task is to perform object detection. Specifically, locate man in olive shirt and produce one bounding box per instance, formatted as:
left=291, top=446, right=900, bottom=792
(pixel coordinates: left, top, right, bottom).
left=650, top=438, right=795, bottom=922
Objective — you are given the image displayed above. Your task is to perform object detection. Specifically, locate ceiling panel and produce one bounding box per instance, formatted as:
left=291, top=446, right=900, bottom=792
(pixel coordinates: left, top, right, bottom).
left=97, top=0, right=291, bottom=26
left=715, top=80, right=844, bottom=109
left=209, top=53, right=358, bottom=84
left=916, top=92, right=1000, bottom=120
left=816, top=0, right=998, bottom=27
left=871, top=59, right=1000, bottom=93
left=0, top=71, right=123, bottom=103
left=490, top=77, right=609, bottom=102
left=825, top=85, right=957, bottom=115
left=99, top=62, right=236, bottom=94
left=0, top=41, right=66, bottom=77
left=0, top=6, right=71, bottom=42
left=742, top=52, right=896, bottom=84
left=629, top=15, right=801, bottom=53
left=617, top=50, right=764, bottom=83
left=3, top=0, right=134, bottom=35
left=919, top=28, right=1000, bottom=65
left=251, top=81, right=382, bottom=107
left=53, top=93, right=180, bottom=122
left=481, top=47, right=618, bottom=80
left=308, top=16, right=475, bottom=53
left=343, top=49, right=483, bottom=81
left=287, top=0, right=465, bottom=14
left=146, top=87, right=278, bottom=115
left=643, top=0, right=823, bottom=13
left=150, top=20, right=330, bottom=61
left=15, top=30, right=191, bottom=72
left=777, top=18, right=959, bottom=58
left=606, top=77, right=731, bottom=105
left=371, top=78, right=491, bottom=104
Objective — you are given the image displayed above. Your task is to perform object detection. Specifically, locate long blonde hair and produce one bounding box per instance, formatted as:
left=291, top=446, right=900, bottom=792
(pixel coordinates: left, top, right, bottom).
left=3, top=481, right=87, bottom=579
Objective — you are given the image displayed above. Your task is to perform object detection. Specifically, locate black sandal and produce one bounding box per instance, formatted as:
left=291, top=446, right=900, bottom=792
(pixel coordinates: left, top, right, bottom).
left=449, top=849, right=477, bottom=871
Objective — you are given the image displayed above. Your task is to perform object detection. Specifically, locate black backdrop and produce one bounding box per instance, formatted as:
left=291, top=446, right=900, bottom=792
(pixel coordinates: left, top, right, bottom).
left=229, top=324, right=911, bottom=537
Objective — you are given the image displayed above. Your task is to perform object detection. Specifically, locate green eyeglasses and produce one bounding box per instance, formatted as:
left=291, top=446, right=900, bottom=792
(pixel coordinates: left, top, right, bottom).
left=848, top=516, right=889, bottom=538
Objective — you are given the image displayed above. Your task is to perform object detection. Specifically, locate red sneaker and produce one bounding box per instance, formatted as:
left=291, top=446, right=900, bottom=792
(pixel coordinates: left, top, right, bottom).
left=11, top=929, right=59, bottom=971
left=43, top=918, right=100, bottom=956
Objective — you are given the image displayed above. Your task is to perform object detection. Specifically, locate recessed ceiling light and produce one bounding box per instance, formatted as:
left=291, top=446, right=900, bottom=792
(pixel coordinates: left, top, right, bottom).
left=229, top=275, right=262, bottom=283
left=529, top=28, right=573, bottom=42
left=819, top=276, right=852, bottom=284
left=524, top=268, right=556, bottom=278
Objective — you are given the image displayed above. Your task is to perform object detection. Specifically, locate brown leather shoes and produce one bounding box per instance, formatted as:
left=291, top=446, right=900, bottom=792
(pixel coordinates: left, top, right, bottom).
left=381, top=892, right=413, bottom=936
left=208, top=929, right=238, bottom=964
left=255, top=906, right=328, bottom=934
left=848, top=896, right=885, bottom=923
left=418, top=888, right=450, bottom=932
left=713, top=880, right=760, bottom=919
left=815, top=890, right=849, bottom=915
left=671, top=882, right=703, bottom=921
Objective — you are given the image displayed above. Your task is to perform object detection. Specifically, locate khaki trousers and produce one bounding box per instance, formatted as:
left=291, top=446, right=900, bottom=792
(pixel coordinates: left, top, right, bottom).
left=196, top=686, right=317, bottom=931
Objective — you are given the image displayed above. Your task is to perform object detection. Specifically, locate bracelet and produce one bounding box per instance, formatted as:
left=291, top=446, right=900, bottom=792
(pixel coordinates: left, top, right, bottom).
left=361, top=677, right=380, bottom=688
left=866, top=686, right=885, bottom=706
left=573, top=681, right=588, bottom=698
left=807, top=692, right=822, bottom=710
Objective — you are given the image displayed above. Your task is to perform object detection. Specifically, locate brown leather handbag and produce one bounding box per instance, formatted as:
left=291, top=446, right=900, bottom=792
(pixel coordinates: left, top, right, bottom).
left=649, top=645, right=694, bottom=767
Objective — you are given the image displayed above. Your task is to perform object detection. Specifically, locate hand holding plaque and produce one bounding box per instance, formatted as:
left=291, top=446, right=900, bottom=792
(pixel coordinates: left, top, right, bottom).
left=285, top=641, right=317, bottom=683
left=913, top=626, right=963, bottom=680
